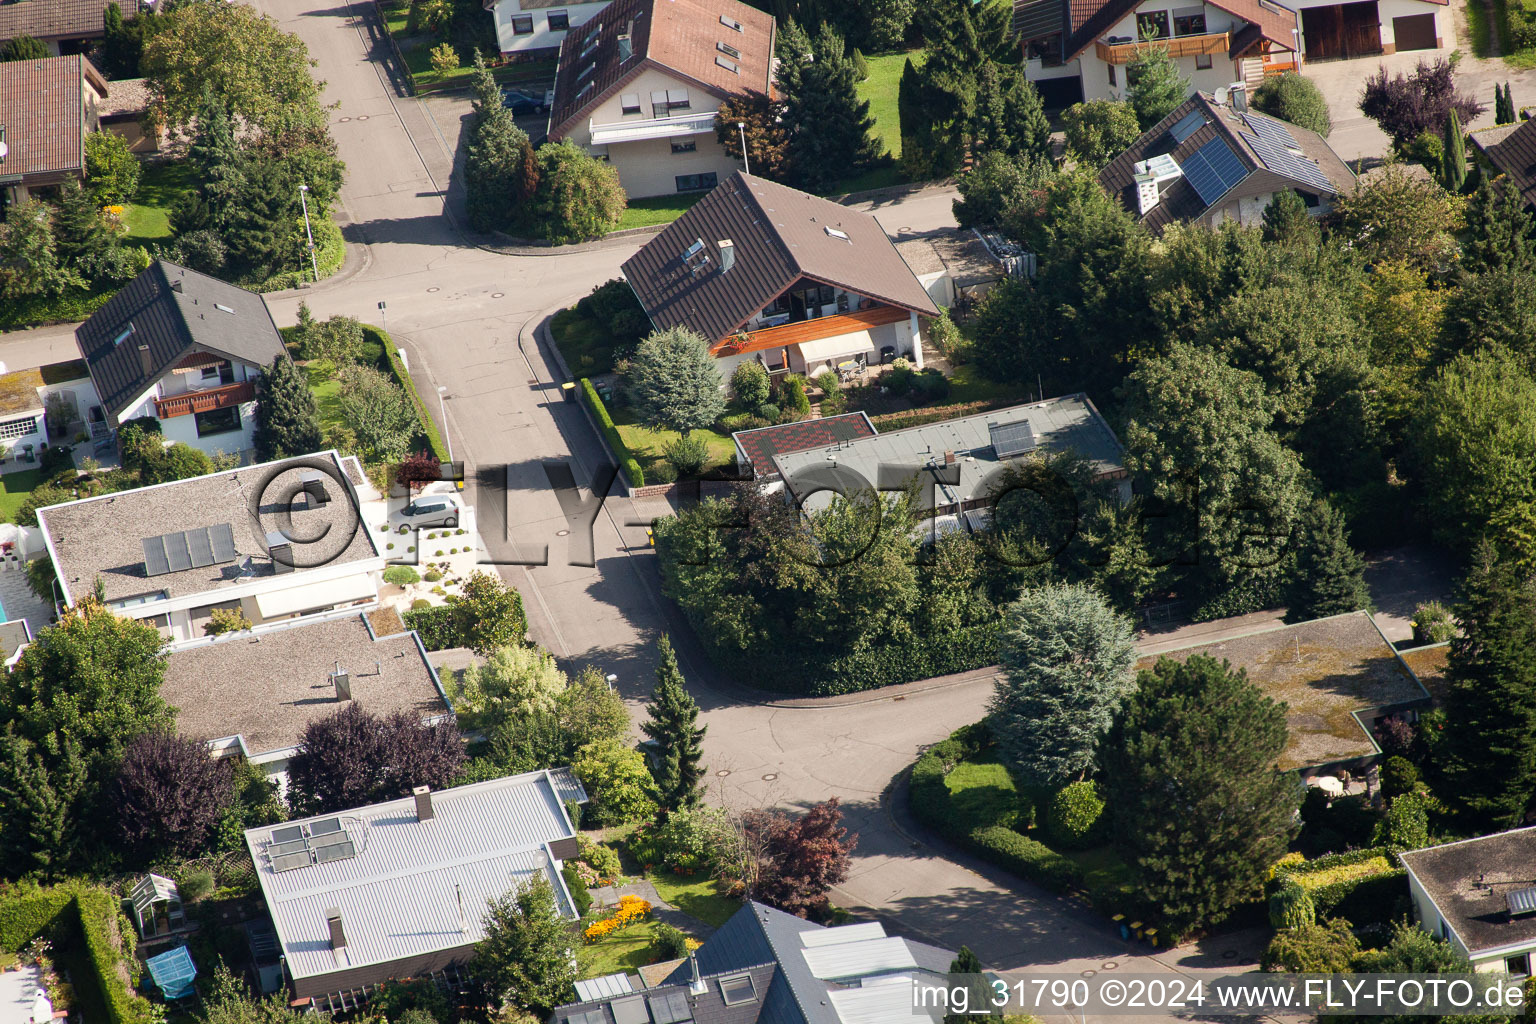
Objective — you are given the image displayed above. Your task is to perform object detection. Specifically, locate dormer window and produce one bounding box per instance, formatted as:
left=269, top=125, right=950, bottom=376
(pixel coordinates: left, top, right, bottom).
left=716, top=55, right=739, bottom=73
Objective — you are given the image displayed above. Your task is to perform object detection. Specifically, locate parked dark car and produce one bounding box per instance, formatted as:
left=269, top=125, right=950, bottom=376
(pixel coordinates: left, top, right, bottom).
left=501, top=88, right=548, bottom=115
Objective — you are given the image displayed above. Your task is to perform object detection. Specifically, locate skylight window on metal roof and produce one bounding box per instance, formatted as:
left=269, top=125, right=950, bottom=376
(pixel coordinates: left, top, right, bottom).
left=720, top=14, right=742, bottom=31
left=1168, top=110, right=1206, bottom=145
left=715, top=55, right=739, bottom=73
left=824, top=226, right=850, bottom=240
left=214, top=303, right=235, bottom=314
left=717, top=41, right=741, bottom=59
left=113, top=322, right=136, bottom=347
left=647, top=991, right=691, bottom=1024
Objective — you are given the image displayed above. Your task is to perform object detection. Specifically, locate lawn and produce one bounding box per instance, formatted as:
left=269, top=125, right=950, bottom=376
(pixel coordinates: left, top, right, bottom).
left=0, top=468, right=45, bottom=523
left=578, top=916, right=671, bottom=978
left=650, top=872, right=741, bottom=928
left=946, top=363, right=1030, bottom=406
left=617, top=192, right=706, bottom=231
left=306, top=368, right=344, bottom=436
left=121, top=159, right=197, bottom=247
left=609, top=407, right=735, bottom=477
left=858, top=50, right=921, bottom=161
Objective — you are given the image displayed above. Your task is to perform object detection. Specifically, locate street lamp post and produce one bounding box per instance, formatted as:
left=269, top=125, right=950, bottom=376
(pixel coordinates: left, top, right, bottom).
left=298, top=183, right=319, bottom=282
left=737, top=121, right=749, bottom=176
left=436, top=385, right=453, bottom=462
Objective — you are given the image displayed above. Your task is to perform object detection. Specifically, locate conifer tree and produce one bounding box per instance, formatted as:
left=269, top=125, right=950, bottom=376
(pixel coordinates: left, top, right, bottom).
left=174, top=88, right=246, bottom=235
left=1461, top=174, right=1536, bottom=274
left=1261, top=188, right=1319, bottom=247
left=943, top=947, right=988, bottom=1024
left=1284, top=498, right=1370, bottom=622
left=1441, top=547, right=1536, bottom=827
left=777, top=21, right=876, bottom=191
left=640, top=634, right=706, bottom=813
left=51, top=181, right=111, bottom=271
left=1440, top=108, right=1466, bottom=193
left=1127, top=46, right=1188, bottom=129
left=254, top=354, right=323, bottom=460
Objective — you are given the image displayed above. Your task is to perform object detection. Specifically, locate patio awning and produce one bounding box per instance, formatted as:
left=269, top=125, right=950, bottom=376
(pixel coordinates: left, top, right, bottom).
left=252, top=574, right=377, bottom=619
left=145, top=946, right=197, bottom=1000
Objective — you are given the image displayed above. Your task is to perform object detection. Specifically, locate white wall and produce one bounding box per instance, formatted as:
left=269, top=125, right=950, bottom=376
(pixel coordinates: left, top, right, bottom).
left=157, top=400, right=258, bottom=460
left=492, top=0, right=610, bottom=56
left=599, top=134, right=742, bottom=199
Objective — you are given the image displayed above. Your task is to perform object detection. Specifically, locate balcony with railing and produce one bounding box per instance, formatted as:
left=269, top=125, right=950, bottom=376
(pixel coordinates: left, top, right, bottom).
left=712, top=306, right=910, bottom=359
left=588, top=110, right=720, bottom=146
left=1096, top=31, right=1230, bottom=63
left=155, top=381, right=255, bottom=419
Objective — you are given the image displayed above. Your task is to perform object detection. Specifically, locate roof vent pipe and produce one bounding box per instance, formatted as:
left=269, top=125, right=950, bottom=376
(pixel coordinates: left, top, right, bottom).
left=689, top=953, right=706, bottom=995
left=414, top=785, right=434, bottom=822
left=137, top=343, right=154, bottom=379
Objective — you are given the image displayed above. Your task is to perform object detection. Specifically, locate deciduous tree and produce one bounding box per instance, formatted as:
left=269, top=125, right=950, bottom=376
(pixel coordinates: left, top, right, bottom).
left=640, top=635, right=707, bottom=813
left=84, top=131, right=141, bottom=205
left=743, top=797, right=857, bottom=918
left=990, top=583, right=1136, bottom=789
left=555, top=667, right=630, bottom=752
left=452, top=571, right=527, bottom=656
left=572, top=740, right=656, bottom=826
left=1061, top=99, right=1142, bottom=169
left=1252, top=73, right=1332, bottom=137
left=115, top=730, right=236, bottom=863
left=715, top=92, right=790, bottom=182
left=286, top=703, right=466, bottom=816
left=471, top=875, right=576, bottom=1017
left=0, top=201, right=80, bottom=300
left=623, top=327, right=726, bottom=435
left=1100, top=654, right=1298, bottom=939
left=337, top=363, right=418, bottom=463
left=1359, top=58, right=1483, bottom=151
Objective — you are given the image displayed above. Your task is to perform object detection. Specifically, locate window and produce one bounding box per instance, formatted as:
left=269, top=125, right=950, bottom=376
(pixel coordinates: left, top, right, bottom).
left=511, top=14, right=533, bottom=34
left=1195, top=52, right=1212, bottom=68
left=580, top=25, right=601, bottom=56
left=670, top=139, right=697, bottom=153
left=1027, top=33, right=1063, bottom=66
left=717, top=41, right=741, bottom=59
left=112, top=322, right=135, bottom=347
left=200, top=364, right=220, bottom=380
left=1137, top=10, right=1170, bottom=38
left=620, top=92, right=641, bottom=114
left=0, top=416, right=37, bottom=440
left=715, top=55, right=739, bottom=73
left=675, top=172, right=717, bottom=192
left=720, top=13, right=742, bottom=31
left=195, top=406, right=241, bottom=437
left=1509, top=955, right=1531, bottom=977
left=547, top=10, right=569, bottom=30
left=1173, top=7, right=1207, bottom=34
left=719, top=975, right=757, bottom=1006
left=652, top=89, right=689, bottom=118
left=762, top=295, right=791, bottom=316
left=1108, top=63, right=1117, bottom=86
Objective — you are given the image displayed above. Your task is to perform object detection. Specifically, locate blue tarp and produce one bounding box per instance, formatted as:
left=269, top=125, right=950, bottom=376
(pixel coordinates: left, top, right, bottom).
left=145, top=946, right=197, bottom=1000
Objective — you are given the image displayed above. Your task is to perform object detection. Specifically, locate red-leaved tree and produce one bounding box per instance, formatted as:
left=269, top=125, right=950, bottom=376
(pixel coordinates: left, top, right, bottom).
left=743, top=797, right=858, bottom=919
left=1359, top=58, right=1484, bottom=149
left=286, top=703, right=465, bottom=816
left=115, top=731, right=236, bottom=863
left=398, top=448, right=441, bottom=494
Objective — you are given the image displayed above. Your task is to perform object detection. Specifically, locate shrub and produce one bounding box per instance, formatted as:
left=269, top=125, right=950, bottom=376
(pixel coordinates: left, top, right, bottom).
left=1252, top=73, right=1332, bottom=137
left=1267, top=880, right=1316, bottom=930
left=648, top=461, right=679, bottom=484
left=581, top=378, right=644, bottom=487
left=850, top=47, right=868, bottom=81
left=384, top=565, right=421, bottom=585
left=909, top=368, right=951, bottom=404
left=1274, top=848, right=1409, bottom=927
left=884, top=358, right=915, bottom=396
left=717, top=412, right=770, bottom=434
left=1380, top=756, right=1420, bottom=799
left=578, top=835, right=623, bottom=880
left=412, top=598, right=431, bottom=611
left=1261, top=918, right=1360, bottom=972
left=1410, top=600, right=1456, bottom=644
left=424, top=569, right=443, bottom=582
left=778, top=375, right=811, bottom=420
left=926, top=309, right=963, bottom=356
left=1046, top=781, right=1105, bottom=849
left=562, top=862, right=592, bottom=917
left=731, top=361, right=771, bottom=407
left=663, top=434, right=709, bottom=477
left=755, top=402, right=781, bottom=421
left=966, top=826, right=1083, bottom=891
left=653, top=922, right=691, bottom=960
left=177, top=868, right=215, bottom=903
left=1373, top=792, right=1430, bottom=851
left=204, top=607, right=252, bottom=635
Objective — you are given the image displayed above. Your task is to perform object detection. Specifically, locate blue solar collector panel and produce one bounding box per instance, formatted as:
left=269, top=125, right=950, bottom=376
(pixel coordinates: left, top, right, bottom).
left=1244, top=112, right=1301, bottom=150
left=1182, top=137, right=1248, bottom=206
left=1240, top=132, right=1336, bottom=193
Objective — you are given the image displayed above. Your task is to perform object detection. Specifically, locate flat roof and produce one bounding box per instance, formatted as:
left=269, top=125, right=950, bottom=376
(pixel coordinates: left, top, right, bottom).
left=0, top=368, right=45, bottom=417
left=1401, top=827, right=1536, bottom=955
left=162, top=613, right=449, bottom=758
left=1138, top=611, right=1431, bottom=771
left=38, top=451, right=379, bottom=606
left=246, top=769, right=581, bottom=984
left=773, top=395, right=1125, bottom=513
left=893, top=229, right=1002, bottom=288
left=1398, top=643, right=1450, bottom=703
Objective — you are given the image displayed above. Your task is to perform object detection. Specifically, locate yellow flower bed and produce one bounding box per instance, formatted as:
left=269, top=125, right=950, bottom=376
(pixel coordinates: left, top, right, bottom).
left=583, top=894, right=653, bottom=944
left=1291, top=856, right=1395, bottom=891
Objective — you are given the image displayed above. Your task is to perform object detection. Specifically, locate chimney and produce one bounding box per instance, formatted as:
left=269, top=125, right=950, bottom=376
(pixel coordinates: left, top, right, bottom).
left=332, top=666, right=351, bottom=701
left=944, top=450, right=956, bottom=466
left=689, top=952, right=706, bottom=995
left=1229, top=82, right=1248, bottom=113
left=717, top=238, right=735, bottom=273
left=326, top=909, right=346, bottom=950
left=137, top=343, right=153, bottom=379
left=413, top=785, right=434, bottom=822
left=265, top=530, right=294, bottom=574
left=1135, top=171, right=1160, bottom=215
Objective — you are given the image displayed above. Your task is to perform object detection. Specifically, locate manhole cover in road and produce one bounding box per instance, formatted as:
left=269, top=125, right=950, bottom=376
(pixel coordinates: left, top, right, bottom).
left=427, top=286, right=440, bottom=293
left=1102, top=962, right=1119, bottom=971
left=715, top=769, right=731, bottom=777
left=492, top=292, right=505, bottom=298
left=338, top=117, right=351, bottom=122
left=762, top=773, right=778, bottom=781
left=556, top=530, right=570, bottom=537
left=357, top=115, right=369, bottom=121
left=1081, top=971, right=1096, bottom=978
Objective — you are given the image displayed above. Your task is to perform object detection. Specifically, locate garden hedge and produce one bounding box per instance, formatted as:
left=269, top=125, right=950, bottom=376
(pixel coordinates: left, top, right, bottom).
left=1272, top=847, right=1408, bottom=927
left=0, top=884, right=152, bottom=1024
left=377, top=326, right=451, bottom=463
left=580, top=378, right=644, bottom=488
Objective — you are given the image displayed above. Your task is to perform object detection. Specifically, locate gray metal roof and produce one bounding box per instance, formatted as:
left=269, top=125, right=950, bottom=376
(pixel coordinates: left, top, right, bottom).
left=73, top=260, right=287, bottom=423
left=773, top=395, right=1126, bottom=515
left=245, top=770, right=579, bottom=985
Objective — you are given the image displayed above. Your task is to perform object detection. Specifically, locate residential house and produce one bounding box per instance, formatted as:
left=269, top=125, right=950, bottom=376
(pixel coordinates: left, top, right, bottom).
left=1400, top=827, right=1536, bottom=975
left=245, top=769, right=587, bottom=1008
left=1099, top=89, right=1354, bottom=231
left=162, top=611, right=451, bottom=776
left=36, top=450, right=387, bottom=646
left=1142, top=610, right=1433, bottom=779
left=622, top=172, right=940, bottom=381
left=893, top=228, right=1013, bottom=309
left=1471, top=119, right=1536, bottom=209
left=74, top=259, right=286, bottom=458
left=553, top=900, right=958, bottom=1024
left=97, top=77, right=157, bottom=153
left=0, top=359, right=100, bottom=463
left=769, top=395, right=1129, bottom=526
left=732, top=412, right=877, bottom=485
left=546, top=0, right=774, bottom=198
left=0, top=54, right=109, bottom=205
left=0, top=0, right=142, bottom=55
left=485, top=0, right=611, bottom=58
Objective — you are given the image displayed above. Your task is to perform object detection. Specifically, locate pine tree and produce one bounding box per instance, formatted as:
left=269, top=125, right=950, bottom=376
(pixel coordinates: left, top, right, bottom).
left=254, top=354, right=323, bottom=460
left=943, top=947, right=987, bottom=1024
left=1441, top=548, right=1536, bottom=827
left=1261, top=188, right=1319, bottom=246
left=778, top=22, right=876, bottom=192
left=1126, top=46, right=1188, bottom=130
left=1100, top=654, right=1298, bottom=940
left=999, top=66, right=1052, bottom=165
left=1440, top=108, right=1466, bottom=193
left=640, top=634, right=706, bottom=813
left=175, top=88, right=247, bottom=235
left=1462, top=174, right=1536, bottom=274
left=468, top=49, right=502, bottom=125
left=1284, top=498, right=1370, bottom=622
left=51, top=181, right=111, bottom=270
left=0, top=730, right=86, bottom=881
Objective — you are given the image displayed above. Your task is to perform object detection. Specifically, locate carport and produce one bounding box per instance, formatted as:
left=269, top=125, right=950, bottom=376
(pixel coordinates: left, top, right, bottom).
left=1302, top=1, right=1383, bottom=59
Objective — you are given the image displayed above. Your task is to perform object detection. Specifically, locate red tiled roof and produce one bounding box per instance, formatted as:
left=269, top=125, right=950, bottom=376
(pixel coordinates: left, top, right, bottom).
left=0, top=54, right=102, bottom=181
left=733, top=412, right=878, bottom=480
left=548, top=0, right=774, bottom=139
left=0, top=0, right=141, bottom=41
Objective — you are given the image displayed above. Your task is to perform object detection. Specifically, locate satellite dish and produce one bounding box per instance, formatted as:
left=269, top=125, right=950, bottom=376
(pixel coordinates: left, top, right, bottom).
left=1214, top=86, right=1229, bottom=105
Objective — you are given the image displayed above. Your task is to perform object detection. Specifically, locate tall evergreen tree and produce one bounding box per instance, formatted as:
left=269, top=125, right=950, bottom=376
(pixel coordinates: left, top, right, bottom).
left=1461, top=174, right=1536, bottom=274
left=1100, top=654, right=1299, bottom=940
left=1283, top=498, right=1370, bottom=622
left=253, top=354, right=323, bottom=460
left=1261, top=188, right=1319, bottom=247
left=1441, top=548, right=1536, bottom=827
left=777, top=22, right=876, bottom=191
left=998, top=66, right=1052, bottom=164
left=51, top=181, right=112, bottom=271
left=464, top=51, right=536, bottom=232
left=1126, top=46, right=1188, bottom=129
left=640, top=634, right=706, bottom=813
left=1440, top=108, right=1466, bottom=193
left=0, top=729, right=86, bottom=881
left=175, top=88, right=246, bottom=234
left=942, top=947, right=988, bottom=1024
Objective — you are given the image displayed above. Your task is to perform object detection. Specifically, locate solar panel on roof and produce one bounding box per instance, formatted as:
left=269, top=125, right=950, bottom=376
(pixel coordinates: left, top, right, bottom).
left=1182, top=137, right=1248, bottom=206
left=1244, top=112, right=1300, bottom=150
left=990, top=421, right=1037, bottom=459
left=648, top=991, right=692, bottom=1024
left=308, top=817, right=343, bottom=837
left=1169, top=110, right=1206, bottom=145
left=564, top=1012, right=604, bottom=1024
left=610, top=996, right=648, bottom=1024
left=209, top=522, right=237, bottom=563
left=313, top=838, right=356, bottom=864
left=269, top=838, right=309, bottom=859
left=1240, top=132, right=1335, bottom=193
left=271, top=825, right=305, bottom=844
left=187, top=527, right=214, bottom=569
left=271, top=851, right=312, bottom=872
left=164, top=531, right=192, bottom=572
left=1510, top=888, right=1536, bottom=916
left=142, top=536, right=171, bottom=577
